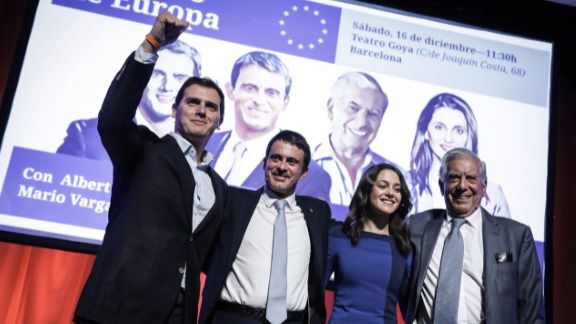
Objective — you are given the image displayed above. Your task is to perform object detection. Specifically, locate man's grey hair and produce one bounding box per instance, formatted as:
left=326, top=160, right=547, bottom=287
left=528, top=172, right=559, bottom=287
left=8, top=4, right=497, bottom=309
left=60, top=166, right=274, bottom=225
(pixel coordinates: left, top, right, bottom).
left=328, top=71, right=388, bottom=112
left=439, top=147, right=487, bottom=185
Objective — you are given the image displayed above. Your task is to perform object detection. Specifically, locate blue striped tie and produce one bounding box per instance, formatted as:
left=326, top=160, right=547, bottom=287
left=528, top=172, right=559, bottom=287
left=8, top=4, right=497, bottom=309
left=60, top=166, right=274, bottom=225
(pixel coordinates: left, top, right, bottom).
left=434, top=217, right=466, bottom=324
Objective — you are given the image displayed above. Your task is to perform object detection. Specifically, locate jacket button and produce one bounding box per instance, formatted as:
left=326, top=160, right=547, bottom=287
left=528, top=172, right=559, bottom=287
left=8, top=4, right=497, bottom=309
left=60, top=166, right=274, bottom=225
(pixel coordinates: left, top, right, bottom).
left=178, top=267, right=185, bottom=274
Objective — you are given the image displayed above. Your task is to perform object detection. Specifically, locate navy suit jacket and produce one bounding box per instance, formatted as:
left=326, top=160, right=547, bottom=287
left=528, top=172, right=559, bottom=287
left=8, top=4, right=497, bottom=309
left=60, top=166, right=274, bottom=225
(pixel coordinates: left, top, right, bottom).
left=206, top=130, right=332, bottom=202
left=405, top=208, right=545, bottom=324
left=74, top=53, right=228, bottom=324
left=199, top=186, right=331, bottom=324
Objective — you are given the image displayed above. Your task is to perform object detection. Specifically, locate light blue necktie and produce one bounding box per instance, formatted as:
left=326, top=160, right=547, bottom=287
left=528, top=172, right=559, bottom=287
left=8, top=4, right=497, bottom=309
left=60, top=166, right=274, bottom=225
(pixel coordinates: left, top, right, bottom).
left=266, top=199, right=288, bottom=324
left=434, top=217, right=466, bottom=324
left=224, top=141, right=246, bottom=182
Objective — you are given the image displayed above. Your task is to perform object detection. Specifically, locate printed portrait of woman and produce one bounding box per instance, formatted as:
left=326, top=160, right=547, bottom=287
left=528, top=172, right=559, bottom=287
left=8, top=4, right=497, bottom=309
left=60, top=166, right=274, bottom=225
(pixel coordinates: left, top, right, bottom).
left=408, top=92, right=511, bottom=217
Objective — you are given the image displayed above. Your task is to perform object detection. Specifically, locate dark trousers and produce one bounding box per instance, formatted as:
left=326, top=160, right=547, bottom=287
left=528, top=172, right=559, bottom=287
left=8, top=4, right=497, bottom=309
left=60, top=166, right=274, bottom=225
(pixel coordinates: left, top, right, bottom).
left=210, top=301, right=306, bottom=324
left=163, top=288, right=185, bottom=324
left=211, top=310, right=306, bottom=324
left=164, top=303, right=184, bottom=324
left=75, top=289, right=186, bottom=324
left=75, top=305, right=184, bottom=324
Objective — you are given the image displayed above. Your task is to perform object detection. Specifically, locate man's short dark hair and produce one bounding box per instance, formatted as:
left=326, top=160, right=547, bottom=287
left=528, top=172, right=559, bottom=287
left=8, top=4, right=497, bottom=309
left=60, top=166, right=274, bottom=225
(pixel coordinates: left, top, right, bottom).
left=174, top=77, right=225, bottom=125
left=230, top=51, right=292, bottom=99
left=265, top=130, right=311, bottom=171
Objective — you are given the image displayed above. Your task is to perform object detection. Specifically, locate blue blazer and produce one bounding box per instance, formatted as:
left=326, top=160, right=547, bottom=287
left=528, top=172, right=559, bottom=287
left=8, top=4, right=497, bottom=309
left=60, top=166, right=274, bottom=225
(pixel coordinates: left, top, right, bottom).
left=405, top=208, right=545, bottom=324
left=74, top=53, right=228, bottom=324
left=199, top=186, right=331, bottom=324
left=206, top=130, right=332, bottom=202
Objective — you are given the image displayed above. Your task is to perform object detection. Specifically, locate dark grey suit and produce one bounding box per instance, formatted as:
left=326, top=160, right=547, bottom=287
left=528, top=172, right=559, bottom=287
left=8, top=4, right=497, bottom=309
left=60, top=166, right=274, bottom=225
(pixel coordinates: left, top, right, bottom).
left=405, top=208, right=544, bottom=324
left=74, top=53, right=227, bottom=324
left=199, top=186, right=331, bottom=324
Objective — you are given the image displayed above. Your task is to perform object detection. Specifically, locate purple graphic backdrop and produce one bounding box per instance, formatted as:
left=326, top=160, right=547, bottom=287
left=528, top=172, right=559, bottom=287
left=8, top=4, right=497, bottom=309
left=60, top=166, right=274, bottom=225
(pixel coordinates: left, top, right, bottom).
left=0, top=147, right=111, bottom=229
left=52, top=0, right=341, bottom=62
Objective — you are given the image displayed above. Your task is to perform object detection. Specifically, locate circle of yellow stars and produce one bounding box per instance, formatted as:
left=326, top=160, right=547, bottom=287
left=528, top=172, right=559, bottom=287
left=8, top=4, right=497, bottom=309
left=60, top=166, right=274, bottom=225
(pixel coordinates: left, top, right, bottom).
left=278, top=5, right=329, bottom=50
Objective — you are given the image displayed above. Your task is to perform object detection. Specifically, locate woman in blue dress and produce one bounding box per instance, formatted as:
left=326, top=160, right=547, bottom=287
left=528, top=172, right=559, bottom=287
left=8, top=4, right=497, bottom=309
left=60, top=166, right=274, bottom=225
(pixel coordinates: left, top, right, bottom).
left=325, top=163, right=412, bottom=323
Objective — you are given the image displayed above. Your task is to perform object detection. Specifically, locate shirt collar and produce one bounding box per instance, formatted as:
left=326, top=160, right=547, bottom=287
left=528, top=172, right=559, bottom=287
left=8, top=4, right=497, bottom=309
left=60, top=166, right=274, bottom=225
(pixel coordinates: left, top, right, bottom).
left=313, top=138, right=332, bottom=160
left=446, top=206, right=482, bottom=229
left=228, top=127, right=281, bottom=153
left=262, top=186, right=297, bottom=212
left=314, top=134, right=376, bottom=164
left=170, top=132, right=214, bottom=166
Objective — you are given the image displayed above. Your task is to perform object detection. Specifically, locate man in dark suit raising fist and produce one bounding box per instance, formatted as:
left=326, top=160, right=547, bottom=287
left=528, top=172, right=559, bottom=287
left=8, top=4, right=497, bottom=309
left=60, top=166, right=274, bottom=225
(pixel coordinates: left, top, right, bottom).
left=75, top=12, right=227, bottom=324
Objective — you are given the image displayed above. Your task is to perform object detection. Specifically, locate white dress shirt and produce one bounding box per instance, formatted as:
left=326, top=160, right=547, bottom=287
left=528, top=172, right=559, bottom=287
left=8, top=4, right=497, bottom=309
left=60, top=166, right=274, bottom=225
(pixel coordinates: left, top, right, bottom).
left=418, top=208, right=484, bottom=324
left=220, top=188, right=310, bottom=311
left=134, top=45, right=159, bottom=64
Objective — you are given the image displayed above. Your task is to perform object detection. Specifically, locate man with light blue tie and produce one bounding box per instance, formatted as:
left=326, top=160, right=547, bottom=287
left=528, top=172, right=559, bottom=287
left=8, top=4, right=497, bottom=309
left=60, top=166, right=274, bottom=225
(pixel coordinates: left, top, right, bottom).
left=199, top=130, right=331, bottom=324
left=405, top=147, right=544, bottom=324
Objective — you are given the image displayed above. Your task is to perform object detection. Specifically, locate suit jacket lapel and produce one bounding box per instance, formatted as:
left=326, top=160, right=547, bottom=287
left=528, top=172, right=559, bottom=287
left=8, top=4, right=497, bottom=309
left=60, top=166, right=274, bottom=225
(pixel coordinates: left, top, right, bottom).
left=297, top=197, right=319, bottom=245
left=193, top=168, right=225, bottom=234
left=417, top=213, right=444, bottom=292
left=482, top=207, right=500, bottom=246
left=482, top=208, right=501, bottom=268
left=164, top=136, right=195, bottom=232
left=297, top=195, right=322, bottom=306
left=482, top=209, right=500, bottom=282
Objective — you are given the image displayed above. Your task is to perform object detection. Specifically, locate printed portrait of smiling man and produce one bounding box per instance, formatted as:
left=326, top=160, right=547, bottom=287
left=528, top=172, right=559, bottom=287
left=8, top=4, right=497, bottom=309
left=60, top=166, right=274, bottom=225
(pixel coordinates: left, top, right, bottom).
left=313, top=71, right=403, bottom=207
left=205, top=51, right=331, bottom=201
left=56, top=40, right=202, bottom=161
left=207, top=51, right=290, bottom=187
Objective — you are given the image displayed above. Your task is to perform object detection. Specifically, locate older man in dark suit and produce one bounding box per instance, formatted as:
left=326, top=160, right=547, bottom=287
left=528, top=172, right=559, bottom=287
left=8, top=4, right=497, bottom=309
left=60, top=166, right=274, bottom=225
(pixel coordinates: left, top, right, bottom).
left=74, top=12, right=227, bottom=324
left=199, top=130, right=331, bottom=324
left=405, top=147, right=544, bottom=324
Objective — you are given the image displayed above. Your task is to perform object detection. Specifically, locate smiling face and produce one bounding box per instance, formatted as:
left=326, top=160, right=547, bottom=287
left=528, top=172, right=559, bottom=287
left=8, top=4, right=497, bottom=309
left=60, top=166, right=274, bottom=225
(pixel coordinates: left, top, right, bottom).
left=141, top=51, right=197, bottom=123
left=369, top=169, right=402, bottom=216
left=263, top=140, right=308, bottom=197
left=172, top=84, right=221, bottom=146
left=426, top=107, right=469, bottom=159
left=441, top=156, right=486, bottom=217
left=227, top=64, right=289, bottom=139
left=329, top=82, right=386, bottom=154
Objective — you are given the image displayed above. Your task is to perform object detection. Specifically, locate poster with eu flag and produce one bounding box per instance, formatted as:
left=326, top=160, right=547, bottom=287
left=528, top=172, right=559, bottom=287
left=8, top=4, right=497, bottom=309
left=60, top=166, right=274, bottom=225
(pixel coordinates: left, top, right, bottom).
left=0, top=0, right=551, bottom=272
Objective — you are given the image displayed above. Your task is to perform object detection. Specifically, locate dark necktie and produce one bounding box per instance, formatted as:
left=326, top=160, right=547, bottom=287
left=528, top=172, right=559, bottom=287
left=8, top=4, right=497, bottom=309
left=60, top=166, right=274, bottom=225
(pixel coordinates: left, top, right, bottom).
left=266, top=199, right=288, bottom=324
left=434, top=217, right=466, bottom=324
